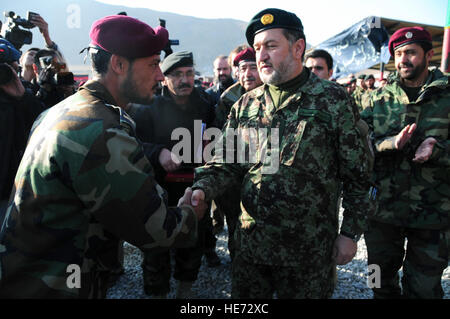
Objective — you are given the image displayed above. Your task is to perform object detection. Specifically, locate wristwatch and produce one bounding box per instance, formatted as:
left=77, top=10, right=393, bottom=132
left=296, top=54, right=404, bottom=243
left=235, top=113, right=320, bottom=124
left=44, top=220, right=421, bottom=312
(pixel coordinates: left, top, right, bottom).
left=340, top=231, right=361, bottom=243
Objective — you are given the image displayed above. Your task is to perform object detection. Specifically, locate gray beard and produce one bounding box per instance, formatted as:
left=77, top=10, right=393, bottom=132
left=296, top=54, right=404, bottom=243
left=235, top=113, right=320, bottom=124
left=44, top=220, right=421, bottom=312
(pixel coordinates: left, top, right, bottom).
left=260, top=54, right=296, bottom=86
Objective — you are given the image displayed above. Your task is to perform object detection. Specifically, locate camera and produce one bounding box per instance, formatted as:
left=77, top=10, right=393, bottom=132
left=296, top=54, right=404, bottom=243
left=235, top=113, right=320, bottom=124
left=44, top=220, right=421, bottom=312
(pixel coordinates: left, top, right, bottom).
left=0, top=38, right=21, bottom=85
left=38, top=55, right=74, bottom=87
left=159, top=18, right=179, bottom=58
left=1, top=11, right=37, bottom=50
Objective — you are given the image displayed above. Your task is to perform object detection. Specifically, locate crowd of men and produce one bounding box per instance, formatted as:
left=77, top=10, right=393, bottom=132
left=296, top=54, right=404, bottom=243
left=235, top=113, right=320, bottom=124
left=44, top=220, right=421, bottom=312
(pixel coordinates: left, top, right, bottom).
left=0, top=8, right=448, bottom=299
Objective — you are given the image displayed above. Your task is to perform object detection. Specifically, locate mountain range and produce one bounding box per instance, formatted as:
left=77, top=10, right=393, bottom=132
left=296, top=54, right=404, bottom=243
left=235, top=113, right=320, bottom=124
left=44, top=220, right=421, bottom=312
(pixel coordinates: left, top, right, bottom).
left=2, top=0, right=249, bottom=76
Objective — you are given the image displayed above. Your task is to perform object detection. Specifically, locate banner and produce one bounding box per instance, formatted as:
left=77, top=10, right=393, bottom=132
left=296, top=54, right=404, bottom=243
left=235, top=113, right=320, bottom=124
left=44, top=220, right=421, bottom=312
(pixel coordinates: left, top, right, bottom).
left=316, top=16, right=391, bottom=79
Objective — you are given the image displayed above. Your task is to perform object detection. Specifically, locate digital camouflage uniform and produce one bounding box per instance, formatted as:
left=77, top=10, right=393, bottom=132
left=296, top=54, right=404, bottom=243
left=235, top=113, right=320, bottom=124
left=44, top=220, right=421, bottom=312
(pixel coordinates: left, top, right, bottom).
left=213, top=82, right=248, bottom=261
left=360, top=67, right=450, bottom=299
left=193, top=69, right=373, bottom=298
left=0, top=80, right=198, bottom=299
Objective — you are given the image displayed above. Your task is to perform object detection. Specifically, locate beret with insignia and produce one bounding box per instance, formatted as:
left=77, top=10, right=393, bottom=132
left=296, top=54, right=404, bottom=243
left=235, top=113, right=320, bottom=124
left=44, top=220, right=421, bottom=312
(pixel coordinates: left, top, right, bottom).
left=388, top=26, right=432, bottom=56
left=245, top=8, right=304, bottom=46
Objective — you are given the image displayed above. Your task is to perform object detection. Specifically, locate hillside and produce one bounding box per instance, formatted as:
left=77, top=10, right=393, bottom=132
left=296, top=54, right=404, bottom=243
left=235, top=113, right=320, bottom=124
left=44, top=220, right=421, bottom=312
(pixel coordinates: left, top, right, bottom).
left=2, top=0, right=248, bottom=76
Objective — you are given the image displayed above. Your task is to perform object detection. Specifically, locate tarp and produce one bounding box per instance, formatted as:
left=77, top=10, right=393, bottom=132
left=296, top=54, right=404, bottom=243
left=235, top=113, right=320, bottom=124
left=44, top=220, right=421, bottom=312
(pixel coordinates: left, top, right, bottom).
left=316, top=16, right=391, bottom=79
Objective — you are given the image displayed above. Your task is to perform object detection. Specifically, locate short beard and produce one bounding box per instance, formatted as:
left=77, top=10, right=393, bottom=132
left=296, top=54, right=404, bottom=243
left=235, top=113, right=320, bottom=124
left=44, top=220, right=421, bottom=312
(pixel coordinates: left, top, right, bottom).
left=398, top=56, right=427, bottom=81
left=260, top=51, right=296, bottom=86
left=120, top=67, right=153, bottom=105
left=218, top=74, right=232, bottom=86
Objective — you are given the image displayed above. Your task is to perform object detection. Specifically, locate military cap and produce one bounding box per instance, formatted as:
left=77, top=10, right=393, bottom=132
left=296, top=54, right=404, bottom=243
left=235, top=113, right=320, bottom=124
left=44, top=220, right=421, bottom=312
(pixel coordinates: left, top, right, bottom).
left=89, top=15, right=168, bottom=59
left=160, top=51, right=194, bottom=75
left=233, top=47, right=256, bottom=66
left=245, top=8, right=304, bottom=46
left=365, top=74, right=374, bottom=81
left=358, top=74, right=366, bottom=80
left=388, top=26, right=432, bottom=56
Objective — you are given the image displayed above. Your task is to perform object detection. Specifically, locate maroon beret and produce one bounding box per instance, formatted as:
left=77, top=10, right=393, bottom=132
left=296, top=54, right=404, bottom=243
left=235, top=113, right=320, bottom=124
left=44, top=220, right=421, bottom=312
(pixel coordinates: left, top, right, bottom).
left=233, top=47, right=256, bottom=67
left=89, top=15, right=169, bottom=59
left=388, top=26, right=432, bottom=56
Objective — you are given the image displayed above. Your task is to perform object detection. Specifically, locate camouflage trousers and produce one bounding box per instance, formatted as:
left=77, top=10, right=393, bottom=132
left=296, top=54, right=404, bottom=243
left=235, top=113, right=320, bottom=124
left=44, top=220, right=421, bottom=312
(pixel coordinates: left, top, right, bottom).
left=231, top=253, right=335, bottom=299
left=213, top=188, right=240, bottom=261
left=364, top=219, right=449, bottom=299
left=141, top=212, right=213, bottom=295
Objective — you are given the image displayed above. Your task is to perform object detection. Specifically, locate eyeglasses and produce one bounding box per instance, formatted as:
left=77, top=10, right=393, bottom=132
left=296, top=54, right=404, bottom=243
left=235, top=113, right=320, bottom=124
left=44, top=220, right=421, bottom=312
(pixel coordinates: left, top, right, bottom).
left=238, top=64, right=258, bottom=73
left=168, top=70, right=196, bottom=80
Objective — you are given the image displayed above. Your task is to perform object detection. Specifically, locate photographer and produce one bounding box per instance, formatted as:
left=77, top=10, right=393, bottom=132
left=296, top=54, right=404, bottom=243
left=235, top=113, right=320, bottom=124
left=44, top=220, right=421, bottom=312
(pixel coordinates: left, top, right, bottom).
left=0, top=38, right=46, bottom=218
left=31, top=48, right=75, bottom=108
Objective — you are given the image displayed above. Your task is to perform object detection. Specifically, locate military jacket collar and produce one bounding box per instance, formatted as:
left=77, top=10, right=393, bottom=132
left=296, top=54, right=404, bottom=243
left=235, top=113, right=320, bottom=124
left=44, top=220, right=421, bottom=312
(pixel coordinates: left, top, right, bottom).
left=386, top=67, right=449, bottom=104
left=79, top=80, right=118, bottom=106
left=79, top=80, right=136, bottom=133
left=253, top=68, right=326, bottom=111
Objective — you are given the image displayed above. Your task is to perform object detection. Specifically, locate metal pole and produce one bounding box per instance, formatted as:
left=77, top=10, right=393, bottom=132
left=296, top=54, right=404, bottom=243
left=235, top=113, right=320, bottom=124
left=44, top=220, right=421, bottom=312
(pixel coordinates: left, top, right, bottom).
left=441, top=0, right=450, bottom=72
left=379, top=62, right=385, bottom=80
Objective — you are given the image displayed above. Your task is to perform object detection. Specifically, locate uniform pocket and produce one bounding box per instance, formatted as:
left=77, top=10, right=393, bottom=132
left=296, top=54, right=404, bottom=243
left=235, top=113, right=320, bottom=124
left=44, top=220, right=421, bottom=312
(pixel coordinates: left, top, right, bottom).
left=280, top=120, right=307, bottom=166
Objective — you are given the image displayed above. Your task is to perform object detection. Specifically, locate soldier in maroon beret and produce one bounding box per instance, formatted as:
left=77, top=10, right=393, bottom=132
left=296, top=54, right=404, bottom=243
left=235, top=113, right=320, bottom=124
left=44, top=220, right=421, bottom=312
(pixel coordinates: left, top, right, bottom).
left=361, top=26, right=449, bottom=299
left=0, top=15, right=207, bottom=299
left=87, top=15, right=170, bottom=106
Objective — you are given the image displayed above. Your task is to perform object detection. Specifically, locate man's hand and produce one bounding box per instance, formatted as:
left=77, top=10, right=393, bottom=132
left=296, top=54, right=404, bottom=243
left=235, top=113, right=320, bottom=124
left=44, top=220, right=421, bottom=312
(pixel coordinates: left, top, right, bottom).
left=178, top=188, right=207, bottom=220
left=158, top=148, right=181, bottom=172
left=394, top=123, right=417, bottom=150
left=333, top=235, right=357, bottom=265
left=413, top=137, right=437, bottom=163
left=29, top=14, right=52, bottom=47
left=0, top=64, right=25, bottom=98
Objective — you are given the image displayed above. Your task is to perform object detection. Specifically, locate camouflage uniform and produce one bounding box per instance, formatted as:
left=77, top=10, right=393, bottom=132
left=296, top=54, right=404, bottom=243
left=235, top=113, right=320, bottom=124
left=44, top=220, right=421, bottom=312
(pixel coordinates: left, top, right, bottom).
left=0, top=80, right=198, bottom=298
left=361, top=67, right=450, bottom=299
left=352, top=87, right=370, bottom=112
left=193, top=69, right=373, bottom=298
left=213, top=82, right=247, bottom=261
left=128, top=85, right=216, bottom=296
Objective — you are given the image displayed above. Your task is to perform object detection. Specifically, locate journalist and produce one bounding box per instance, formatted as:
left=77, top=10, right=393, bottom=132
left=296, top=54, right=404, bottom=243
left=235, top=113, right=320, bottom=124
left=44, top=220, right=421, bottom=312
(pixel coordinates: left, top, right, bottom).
left=0, top=38, right=46, bottom=219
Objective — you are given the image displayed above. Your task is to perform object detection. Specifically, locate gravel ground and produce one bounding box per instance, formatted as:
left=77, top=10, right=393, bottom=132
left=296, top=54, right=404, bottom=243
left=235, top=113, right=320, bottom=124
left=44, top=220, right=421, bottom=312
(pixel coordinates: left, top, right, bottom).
left=107, top=209, right=450, bottom=299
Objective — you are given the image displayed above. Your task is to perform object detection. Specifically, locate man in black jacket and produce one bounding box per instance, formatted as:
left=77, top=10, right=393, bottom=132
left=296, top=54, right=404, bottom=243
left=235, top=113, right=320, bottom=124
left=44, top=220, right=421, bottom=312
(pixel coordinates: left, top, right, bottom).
left=205, top=55, right=235, bottom=105
left=128, top=51, right=217, bottom=298
left=0, top=39, right=47, bottom=220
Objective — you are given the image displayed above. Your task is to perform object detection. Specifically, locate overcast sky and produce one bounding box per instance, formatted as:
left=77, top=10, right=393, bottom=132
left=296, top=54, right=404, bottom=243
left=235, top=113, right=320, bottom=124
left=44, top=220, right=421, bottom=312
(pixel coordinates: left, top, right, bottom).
left=97, top=0, right=447, bottom=45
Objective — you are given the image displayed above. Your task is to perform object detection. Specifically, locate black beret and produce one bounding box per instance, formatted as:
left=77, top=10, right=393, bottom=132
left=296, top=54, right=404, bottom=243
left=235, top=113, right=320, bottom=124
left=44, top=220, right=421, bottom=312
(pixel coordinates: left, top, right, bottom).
left=358, top=74, right=366, bottom=79
left=245, top=8, right=304, bottom=46
left=160, top=51, right=194, bottom=75
left=365, top=74, right=375, bottom=80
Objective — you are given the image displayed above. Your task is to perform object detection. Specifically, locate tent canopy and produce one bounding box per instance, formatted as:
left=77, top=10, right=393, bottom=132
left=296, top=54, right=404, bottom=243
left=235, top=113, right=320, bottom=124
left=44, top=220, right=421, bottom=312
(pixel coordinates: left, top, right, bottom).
left=307, top=17, right=444, bottom=78
left=371, top=17, right=444, bottom=72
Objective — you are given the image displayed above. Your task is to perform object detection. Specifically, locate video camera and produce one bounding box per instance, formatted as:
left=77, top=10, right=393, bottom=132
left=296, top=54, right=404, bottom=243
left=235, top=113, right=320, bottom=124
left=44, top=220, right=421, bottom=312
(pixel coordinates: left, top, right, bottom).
left=0, top=38, right=21, bottom=85
left=1, top=11, right=37, bottom=50
left=38, top=55, right=74, bottom=87
left=159, top=18, right=179, bottom=58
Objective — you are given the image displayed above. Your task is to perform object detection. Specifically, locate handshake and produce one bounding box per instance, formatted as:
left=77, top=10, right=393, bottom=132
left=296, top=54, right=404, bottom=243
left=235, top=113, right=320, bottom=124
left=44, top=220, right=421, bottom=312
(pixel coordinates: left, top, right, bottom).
left=177, top=188, right=208, bottom=220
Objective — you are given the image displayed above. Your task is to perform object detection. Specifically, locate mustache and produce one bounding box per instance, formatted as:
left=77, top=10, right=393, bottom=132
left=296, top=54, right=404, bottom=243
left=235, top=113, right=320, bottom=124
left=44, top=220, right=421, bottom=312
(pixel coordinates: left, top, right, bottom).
left=399, top=62, right=414, bottom=68
left=244, top=76, right=256, bottom=82
left=259, top=62, right=273, bottom=68
left=178, top=83, right=192, bottom=89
